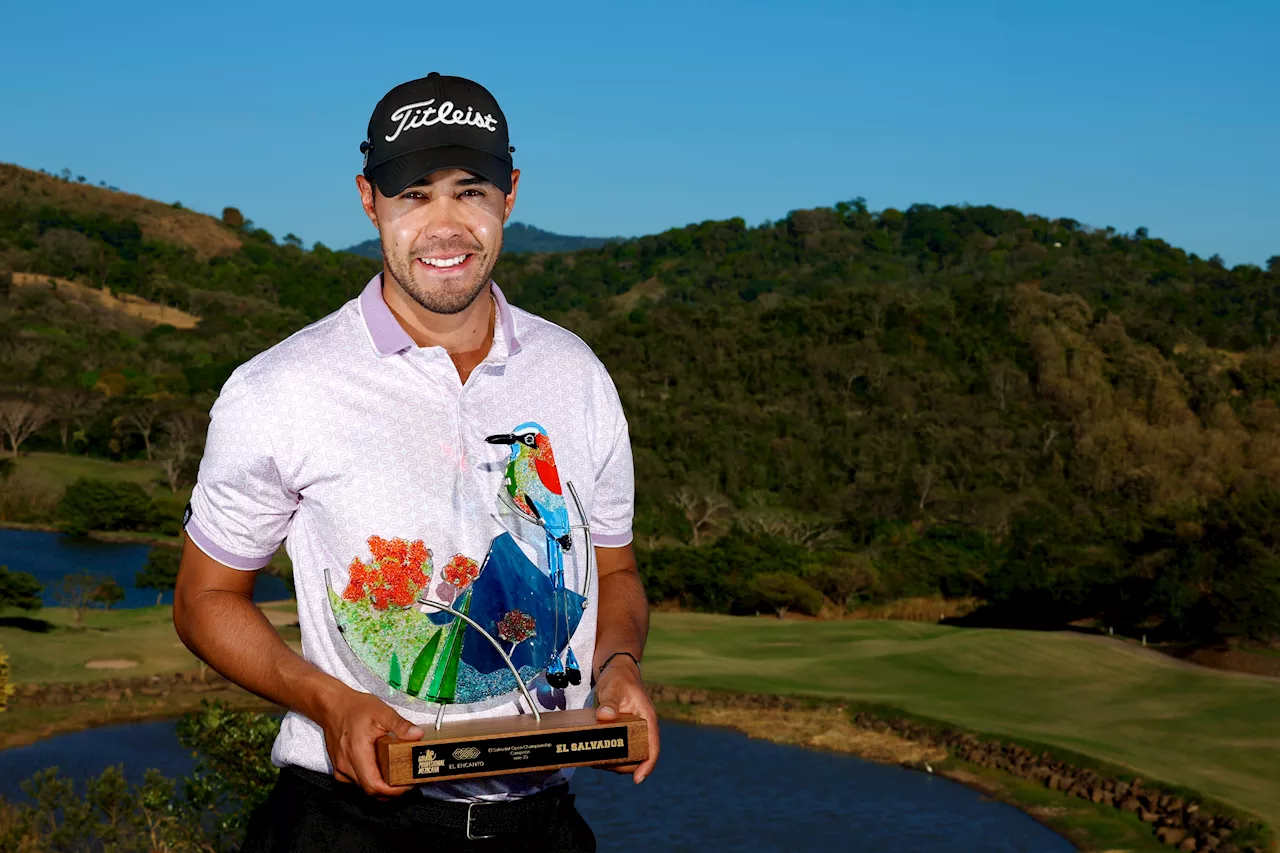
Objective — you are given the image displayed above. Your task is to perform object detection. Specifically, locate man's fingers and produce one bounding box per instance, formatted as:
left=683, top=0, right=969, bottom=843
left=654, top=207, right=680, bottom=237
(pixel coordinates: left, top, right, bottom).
left=635, top=706, right=660, bottom=784
left=347, top=721, right=418, bottom=798
left=350, top=742, right=415, bottom=798
left=603, top=761, right=640, bottom=775
left=595, top=703, right=619, bottom=722
left=378, top=708, right=425, bottom=742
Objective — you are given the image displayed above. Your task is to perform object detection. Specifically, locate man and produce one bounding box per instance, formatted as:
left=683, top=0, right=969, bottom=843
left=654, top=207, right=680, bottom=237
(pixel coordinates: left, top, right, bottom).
left=173, top=73, right=658, bottom=853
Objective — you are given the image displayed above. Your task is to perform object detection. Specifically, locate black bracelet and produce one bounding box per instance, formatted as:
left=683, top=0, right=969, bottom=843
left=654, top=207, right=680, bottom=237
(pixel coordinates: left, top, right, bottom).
left=597, top=651, right=641, bottom=676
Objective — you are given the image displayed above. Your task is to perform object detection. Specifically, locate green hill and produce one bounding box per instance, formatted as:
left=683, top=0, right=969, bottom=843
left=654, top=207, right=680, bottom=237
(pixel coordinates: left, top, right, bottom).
left=2, top=164, right=1278, bottom=645
left=341, top=221, right=622, bottom=260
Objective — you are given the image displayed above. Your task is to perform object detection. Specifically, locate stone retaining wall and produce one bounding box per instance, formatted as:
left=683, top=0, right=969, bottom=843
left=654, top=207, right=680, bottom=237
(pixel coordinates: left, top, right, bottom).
left=10, top=678, right=1270, bottom=852
left=647, top=684, right=1269, bottom=853
left=10, top=670, right=233, bottom=706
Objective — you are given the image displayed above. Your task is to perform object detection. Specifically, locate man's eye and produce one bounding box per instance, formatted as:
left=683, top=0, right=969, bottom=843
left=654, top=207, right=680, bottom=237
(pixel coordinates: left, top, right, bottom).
left=461, top=189, right=484, bottom=198
left=401, top=191, right=425, bottom=200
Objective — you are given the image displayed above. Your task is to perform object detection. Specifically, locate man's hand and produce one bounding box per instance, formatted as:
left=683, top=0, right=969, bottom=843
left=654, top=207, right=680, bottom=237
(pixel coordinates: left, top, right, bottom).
left=594, top=657, right=660, bottom=784
left=315, top=686, right=426, bottom=798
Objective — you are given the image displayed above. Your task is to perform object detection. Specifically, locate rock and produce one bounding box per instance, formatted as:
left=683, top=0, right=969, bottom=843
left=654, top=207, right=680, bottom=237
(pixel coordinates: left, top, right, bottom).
left=1175, top=838, right=1196, bottom=852
left=1155, top=827, right=1187, bottom=845
left=1089, top=787, right=1105, bottom=804
left=104, top=690, right=121, bottom=701
left=1200, top=836, right=1220, bottom=851
left=1141, top=810, right=1160, bottom=824
left=1120, top=797, right=1142, bottom=813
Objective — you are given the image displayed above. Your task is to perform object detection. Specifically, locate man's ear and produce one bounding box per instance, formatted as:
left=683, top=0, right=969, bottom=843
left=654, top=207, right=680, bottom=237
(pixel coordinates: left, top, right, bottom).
left=503, top=169, right=521, bottom=224
left=356, top=175, right=379, bottom=229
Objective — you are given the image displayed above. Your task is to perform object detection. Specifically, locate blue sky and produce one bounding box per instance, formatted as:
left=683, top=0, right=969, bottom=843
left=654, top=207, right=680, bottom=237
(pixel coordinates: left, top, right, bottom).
left=2, top=1, right=1276, bottom=265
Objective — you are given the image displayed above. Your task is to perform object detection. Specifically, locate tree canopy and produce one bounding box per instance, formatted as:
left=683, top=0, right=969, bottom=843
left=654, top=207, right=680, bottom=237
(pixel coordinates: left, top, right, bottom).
left=3, top=166, right=1279, bottom=642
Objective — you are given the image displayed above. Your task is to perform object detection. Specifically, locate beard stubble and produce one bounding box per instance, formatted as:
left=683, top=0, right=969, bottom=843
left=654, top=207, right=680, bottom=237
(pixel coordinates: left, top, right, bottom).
left=381, top=236, right=498, bottom=316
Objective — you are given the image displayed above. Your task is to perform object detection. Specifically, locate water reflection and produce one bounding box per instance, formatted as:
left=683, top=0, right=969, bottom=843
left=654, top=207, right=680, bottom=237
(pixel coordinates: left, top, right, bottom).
left=0, top=528, right=289, bottom=609
left=0, top=719, right=1072, bottom=852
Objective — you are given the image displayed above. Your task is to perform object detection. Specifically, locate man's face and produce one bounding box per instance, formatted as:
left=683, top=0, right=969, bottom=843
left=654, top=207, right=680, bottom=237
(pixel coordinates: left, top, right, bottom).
left=358, top=168, right=519, bottom=315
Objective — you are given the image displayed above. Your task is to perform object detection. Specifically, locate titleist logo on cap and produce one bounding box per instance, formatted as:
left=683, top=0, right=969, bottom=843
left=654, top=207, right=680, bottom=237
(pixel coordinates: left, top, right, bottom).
left=385, top=99, right=499, bottom=142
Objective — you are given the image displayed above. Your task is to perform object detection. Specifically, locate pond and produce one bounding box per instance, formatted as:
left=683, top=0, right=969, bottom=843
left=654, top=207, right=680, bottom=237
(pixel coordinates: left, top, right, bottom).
left=0, top=719, right=1074, bottom=853
left=0, top=528, right=290, bottom=609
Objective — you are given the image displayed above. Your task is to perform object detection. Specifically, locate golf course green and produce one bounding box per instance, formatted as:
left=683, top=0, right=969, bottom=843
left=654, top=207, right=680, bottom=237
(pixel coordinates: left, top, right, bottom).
left=3, top=605, right=1277, bottom=836
left=643, top=614, right=1280, bottom=829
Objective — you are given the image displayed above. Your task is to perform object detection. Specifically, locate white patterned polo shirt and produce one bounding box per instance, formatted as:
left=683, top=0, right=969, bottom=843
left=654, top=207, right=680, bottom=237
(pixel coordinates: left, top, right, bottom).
left=186, top=273, right=634, bottom=802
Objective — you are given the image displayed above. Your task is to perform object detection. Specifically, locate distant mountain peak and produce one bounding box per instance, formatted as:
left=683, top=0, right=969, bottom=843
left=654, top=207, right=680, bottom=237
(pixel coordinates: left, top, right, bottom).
left=340, top=222, right=624, bottom=260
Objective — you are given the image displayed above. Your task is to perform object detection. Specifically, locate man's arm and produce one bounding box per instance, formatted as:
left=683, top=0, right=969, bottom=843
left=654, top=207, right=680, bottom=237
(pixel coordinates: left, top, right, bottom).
left=592, top=543, right=660, bottom=783
left=173, top=533, right=423, bottom=798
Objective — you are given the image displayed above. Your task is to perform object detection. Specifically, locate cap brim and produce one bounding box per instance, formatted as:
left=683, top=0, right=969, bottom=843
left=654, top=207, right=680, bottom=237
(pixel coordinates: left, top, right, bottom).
left=369, top=146, right=513, bottom=197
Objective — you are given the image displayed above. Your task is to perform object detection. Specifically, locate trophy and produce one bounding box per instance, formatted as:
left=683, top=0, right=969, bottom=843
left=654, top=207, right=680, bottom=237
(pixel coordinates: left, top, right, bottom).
left=327, top=423, right=649, bottom=785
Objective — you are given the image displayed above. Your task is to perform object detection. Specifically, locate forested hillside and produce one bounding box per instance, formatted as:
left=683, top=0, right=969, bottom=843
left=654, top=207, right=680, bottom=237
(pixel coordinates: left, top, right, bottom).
left=343, top=222, right=621, bottom=258
left=2, top=163, right=1278, bottom=644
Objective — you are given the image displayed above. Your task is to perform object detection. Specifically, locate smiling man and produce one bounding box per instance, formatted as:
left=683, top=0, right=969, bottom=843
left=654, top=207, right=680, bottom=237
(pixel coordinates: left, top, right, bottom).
left=173, top=73, right=658, bottom=853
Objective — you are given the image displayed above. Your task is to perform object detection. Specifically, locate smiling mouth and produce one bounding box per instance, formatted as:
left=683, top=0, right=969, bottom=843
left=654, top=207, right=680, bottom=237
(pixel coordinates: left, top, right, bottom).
left=417, top=254, right=472, bottom=269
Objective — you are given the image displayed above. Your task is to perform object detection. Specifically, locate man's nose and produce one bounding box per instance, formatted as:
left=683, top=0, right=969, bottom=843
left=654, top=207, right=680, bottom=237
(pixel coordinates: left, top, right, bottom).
left=415, top=195, right=467, bottom=240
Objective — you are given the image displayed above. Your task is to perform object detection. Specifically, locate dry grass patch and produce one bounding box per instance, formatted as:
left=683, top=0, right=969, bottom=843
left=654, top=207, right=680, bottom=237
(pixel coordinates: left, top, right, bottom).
left=0, top=163, right=240, bottom=259
left=12, top=272, right=200, bottom=328
left=682, top=705, right=947, bottom=766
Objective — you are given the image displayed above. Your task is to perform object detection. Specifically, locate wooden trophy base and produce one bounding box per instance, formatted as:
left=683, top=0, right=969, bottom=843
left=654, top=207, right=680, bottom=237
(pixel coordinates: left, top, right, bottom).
left=377, top=708, right=649, bottom=785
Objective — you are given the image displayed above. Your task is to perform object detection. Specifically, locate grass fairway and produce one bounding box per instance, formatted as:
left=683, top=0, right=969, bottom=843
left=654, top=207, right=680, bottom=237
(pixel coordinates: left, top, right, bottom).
left=0, top=606, right=202, bottom=684
left=645, top=613, right=1280, bottom=828
left=16, top=451, right=168, bottom=492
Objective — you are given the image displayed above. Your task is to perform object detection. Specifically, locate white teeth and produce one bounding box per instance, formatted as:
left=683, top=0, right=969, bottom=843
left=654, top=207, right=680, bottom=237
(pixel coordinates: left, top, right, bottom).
left=420, top=255, right=467, bottom=268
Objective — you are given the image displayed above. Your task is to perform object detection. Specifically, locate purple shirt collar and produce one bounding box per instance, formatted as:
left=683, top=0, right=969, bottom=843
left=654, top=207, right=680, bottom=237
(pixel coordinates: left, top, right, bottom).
left=358, top=273, right=523, bottom=359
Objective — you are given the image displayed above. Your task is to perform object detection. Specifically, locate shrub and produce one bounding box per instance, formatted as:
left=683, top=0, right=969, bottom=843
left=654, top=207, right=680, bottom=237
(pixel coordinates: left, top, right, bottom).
left=137, top=547, right=180, bottom=606
left=0, top=565, right=43, bottom=611
left=0, top=645, right=11, bottom=712
left=55, top=477, right=155, bottom=536
left=749, top=572, right=823, bottom=618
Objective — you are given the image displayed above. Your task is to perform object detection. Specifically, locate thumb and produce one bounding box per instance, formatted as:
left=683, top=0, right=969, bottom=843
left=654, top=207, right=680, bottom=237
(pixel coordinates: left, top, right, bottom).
left=596, top=702, right=619, bottom=722
left=386, top=712, right=425, bottom=742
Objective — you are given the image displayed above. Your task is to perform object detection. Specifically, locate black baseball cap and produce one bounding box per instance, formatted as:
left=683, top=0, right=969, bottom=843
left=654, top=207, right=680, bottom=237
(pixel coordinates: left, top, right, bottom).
left=361, top=72, right=514, bottom=196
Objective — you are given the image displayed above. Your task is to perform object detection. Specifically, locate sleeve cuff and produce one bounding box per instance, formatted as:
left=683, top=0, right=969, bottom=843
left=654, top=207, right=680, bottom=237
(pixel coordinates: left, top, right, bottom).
left=592, top=529, right=633, bottom=548
left=185, top=517, right=276, bottom=570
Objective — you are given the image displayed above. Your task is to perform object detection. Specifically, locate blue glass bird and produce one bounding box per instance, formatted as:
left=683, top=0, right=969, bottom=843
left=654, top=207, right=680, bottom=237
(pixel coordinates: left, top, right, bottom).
left=487, top=422, right=581, bottom=688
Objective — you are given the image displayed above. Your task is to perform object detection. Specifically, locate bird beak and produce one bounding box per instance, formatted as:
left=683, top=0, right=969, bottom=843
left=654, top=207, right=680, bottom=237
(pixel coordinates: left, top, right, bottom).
left=486, top=434, right=517, bottom=445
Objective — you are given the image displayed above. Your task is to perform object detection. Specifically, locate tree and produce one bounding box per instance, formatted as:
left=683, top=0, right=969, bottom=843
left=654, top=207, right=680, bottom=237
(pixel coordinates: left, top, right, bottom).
left=137, top=548, right=180, bottom=606
left=668, top=488, right=731, bottom=546
left=58, top=572, right=107, bottom=626
left=55, top=477, right=155, bottom=536
left=158, top=410, right=205, bottom=492
left=37, top=228, right=97, bottom=277
left=89, top=578, right=125, bottom=611
left=114, top=400, right=165, bottom=460
left=748, top=572, right=823, bottom=618
left=221, top=207, right=245, bottom=229
left=0, top=565, right=43, bottom=612
left=0, top=400, right=51, bottom=457
left=47, top=387, right=103, bottom=452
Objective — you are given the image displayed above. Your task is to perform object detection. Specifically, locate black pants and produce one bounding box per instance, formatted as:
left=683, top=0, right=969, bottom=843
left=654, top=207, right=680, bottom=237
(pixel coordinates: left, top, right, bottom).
left=241, top=767, right=597, bottom=853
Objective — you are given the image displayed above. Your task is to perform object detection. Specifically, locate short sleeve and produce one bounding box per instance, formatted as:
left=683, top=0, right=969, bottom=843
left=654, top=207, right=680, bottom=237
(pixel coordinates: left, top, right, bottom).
left=589, top=369, right=634, bottom=548
left=186, top=370, right=298, bottom=570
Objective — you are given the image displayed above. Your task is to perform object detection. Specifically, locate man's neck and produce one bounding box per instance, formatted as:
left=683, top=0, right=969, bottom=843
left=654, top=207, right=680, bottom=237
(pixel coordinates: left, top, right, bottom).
left=380, top=271, right=496, bottom=383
